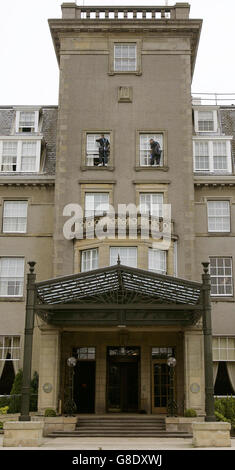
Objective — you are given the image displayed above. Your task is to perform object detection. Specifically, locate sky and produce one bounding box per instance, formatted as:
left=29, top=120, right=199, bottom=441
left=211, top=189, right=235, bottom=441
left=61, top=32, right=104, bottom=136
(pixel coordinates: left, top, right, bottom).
left=0, top=0, right=234, bottom=105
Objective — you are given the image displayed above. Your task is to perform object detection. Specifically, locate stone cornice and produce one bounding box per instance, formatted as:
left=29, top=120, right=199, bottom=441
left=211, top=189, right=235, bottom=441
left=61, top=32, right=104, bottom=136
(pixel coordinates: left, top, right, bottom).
left=49, top=18, right=202, bottom=76
left=194, top=176, right=235, bottom=187
left=0, top=176, right=55, bottom=187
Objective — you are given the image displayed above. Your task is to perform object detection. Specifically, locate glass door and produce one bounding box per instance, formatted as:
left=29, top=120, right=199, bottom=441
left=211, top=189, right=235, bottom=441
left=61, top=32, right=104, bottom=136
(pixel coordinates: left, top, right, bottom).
left=152, top=359, right=171, bottom=413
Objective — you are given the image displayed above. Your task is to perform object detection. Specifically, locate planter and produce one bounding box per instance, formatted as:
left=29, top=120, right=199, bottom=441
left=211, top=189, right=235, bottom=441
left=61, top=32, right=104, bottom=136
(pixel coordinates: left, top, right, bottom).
left=192, top=422, right=231, bottom=447
left=3, top=421, right=44, bottom=447
left=33, top=416, right=77, bottom=436
left=165, top=417, right=204, bottom=433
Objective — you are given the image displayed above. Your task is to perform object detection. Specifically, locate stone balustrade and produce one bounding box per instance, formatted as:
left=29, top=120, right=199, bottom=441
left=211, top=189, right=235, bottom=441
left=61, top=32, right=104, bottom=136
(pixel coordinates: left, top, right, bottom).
left=61, top=3, right=190, bottom=21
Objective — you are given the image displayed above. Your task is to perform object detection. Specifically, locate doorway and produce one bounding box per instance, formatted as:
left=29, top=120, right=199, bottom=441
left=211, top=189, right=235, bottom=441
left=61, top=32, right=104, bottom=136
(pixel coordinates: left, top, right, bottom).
left=73, top=361, right=96, bottom=413
left=107, top=347, right=140, bottom=412
left=152, top=359, right=171, bottom=413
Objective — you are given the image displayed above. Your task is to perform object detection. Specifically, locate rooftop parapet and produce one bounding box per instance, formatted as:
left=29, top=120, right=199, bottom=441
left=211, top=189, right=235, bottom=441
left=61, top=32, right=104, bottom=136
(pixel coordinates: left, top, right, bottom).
left=61, top=2, right=190, bottom=21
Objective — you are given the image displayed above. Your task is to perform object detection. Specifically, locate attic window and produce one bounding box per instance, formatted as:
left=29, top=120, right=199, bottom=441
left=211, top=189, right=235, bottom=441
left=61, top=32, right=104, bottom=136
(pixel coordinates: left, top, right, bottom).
left=16, top=110, right=39, bottom=133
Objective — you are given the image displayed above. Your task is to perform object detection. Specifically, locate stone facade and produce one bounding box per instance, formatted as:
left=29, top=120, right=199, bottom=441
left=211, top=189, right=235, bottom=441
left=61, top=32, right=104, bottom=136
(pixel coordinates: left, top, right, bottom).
left=0, top=3, right=235, bottom=419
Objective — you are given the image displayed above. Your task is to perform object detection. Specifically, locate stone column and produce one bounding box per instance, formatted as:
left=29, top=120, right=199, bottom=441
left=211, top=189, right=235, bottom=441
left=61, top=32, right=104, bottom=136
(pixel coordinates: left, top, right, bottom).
left=95, top=344, right=107, bottom=413
left=184, top=329, right=205, bottom=416
left=38, top=328, right=61, bottom=414
left=140, top=345, right=151, bottom=413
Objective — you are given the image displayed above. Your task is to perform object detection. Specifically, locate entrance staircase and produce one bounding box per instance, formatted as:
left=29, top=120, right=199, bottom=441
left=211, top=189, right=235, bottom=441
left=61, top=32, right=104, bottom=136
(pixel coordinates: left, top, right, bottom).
left=48, top=415, right=192, bottom=438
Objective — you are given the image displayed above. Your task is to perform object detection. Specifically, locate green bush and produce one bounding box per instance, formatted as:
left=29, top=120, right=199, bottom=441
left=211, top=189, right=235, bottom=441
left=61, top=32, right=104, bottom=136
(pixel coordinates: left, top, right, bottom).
left=44, top=408, right=57, bottom=417
left=0, top=422, right=3, bottom=430
left=214, top=396, right=235, bottom=423
left=184, top=408, right=197, bottom=417
left=0, top=396, right=10, bottom=408
left=215, top=411, right=230, bottom=423
left=7, top=369, right=39, bottom=413
left=0, top=406, right=9, bottom=415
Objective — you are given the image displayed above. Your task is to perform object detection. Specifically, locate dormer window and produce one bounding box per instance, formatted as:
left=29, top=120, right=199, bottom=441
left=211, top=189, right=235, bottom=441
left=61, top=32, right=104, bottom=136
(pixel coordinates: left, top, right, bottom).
left=194, top=109, right=218, bottom=133
left=0, top=137, right=42, bottom=173
left=15, top=110, right=39, bottom=133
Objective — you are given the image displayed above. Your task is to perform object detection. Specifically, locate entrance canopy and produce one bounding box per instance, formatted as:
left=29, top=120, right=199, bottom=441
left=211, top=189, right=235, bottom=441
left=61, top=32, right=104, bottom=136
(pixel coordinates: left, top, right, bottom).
left=34, top=263, right=204, bottom=327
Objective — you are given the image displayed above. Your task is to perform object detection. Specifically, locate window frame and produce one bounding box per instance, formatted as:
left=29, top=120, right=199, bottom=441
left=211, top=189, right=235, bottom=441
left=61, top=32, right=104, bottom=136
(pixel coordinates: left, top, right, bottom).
left=209, top=256, right=233, bottom=297
left=15, top=110, right=39, bottom=134
left=207, top=200, right=230, bottom=233
left=139, top=192, right=164, bottom=217
left=108, top=39, right=142, bottom=76
left=148, top=248, right=167, bottom=274
left=2, top=200, right=28, bottom=233
left=194, top=109, right=218, bottom=133
left=0, top=136, right=42, bottom=173
left=0, top=257, right=25, bottom=298
left=84, top=192, right=110, bottom=218
left=0, top=336, right=21, bottom=361
left=136, top=130, right=168, bottom=170
left=110, top=246, right=137, bottom=268
left=81, top=248, right=99, bottom=272
left=193, top=137, right=232, bottom=174
left=213, top=336, right=235, bottom=362
left=81, top=130, right=114, bottom=170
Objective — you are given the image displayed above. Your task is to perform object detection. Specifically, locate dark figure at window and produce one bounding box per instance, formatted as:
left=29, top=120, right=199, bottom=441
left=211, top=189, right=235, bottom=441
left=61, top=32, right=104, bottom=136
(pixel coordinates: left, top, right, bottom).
left=96, top=135, right=110, bottom=166
left=149, top=138, right=161, bottom=166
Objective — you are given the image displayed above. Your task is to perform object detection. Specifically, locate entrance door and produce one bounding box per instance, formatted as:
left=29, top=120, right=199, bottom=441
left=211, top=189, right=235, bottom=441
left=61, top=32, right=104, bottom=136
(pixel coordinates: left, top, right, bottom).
left=152, top=359, right=171, bottom=413
left=74, top=361, right=96, bottom=413
left=107, top=347, right=139, bottom=412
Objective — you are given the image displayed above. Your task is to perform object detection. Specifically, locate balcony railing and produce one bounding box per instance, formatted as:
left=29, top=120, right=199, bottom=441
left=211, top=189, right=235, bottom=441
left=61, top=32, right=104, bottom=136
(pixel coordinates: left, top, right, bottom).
left=61, top=3, right=190, bottom=21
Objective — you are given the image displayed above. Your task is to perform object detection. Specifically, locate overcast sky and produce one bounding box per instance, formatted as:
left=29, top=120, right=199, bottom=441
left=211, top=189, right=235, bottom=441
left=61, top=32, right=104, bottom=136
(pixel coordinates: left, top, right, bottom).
left=0, top=0, right=234, bottom=105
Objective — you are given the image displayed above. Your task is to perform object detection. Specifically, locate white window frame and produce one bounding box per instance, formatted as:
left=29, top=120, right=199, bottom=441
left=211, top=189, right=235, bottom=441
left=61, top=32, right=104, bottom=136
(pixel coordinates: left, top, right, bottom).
left=139, top=193, right=164, bottom=217
left=114, top=43, right=137, bottom=72
left=2, top=201, right=28, bottom=233
left=81, top=248, right=99, bottom=272
left=194, top=109, right=218, bottom=133
left=110, top=247, right=137, bottom=268
left=209, top=257, right=233, bottom=297
left=193, top=138, right=232, bottom=174
left=139, top=133, right=164, bottom=167
left=0, top=257, right=25, bottom=297
left=15, top=110, right=39, bottom=133
left=85, top=192, right=110, bottom=218
left=213, top=337, right=235, bottom=361
left=0, top=336, right=21, bottom=361
left=148, top=249, right=167, bottom=274
left=207, top=201, right=230, bottom=233
left=0, top=137, right=42, bottom=173
left=86, top=133, right=110, bottom=167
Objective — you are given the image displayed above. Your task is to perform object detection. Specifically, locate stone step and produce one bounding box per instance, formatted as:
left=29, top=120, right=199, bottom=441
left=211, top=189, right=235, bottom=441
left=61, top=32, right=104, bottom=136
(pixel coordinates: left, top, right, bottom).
left=48, top=431, right=193, bottom=438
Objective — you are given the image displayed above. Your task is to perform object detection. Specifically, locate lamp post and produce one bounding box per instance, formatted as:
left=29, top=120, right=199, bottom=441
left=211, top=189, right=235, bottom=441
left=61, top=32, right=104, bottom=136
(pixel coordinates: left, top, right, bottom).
left=167, top=356, right=177, bottom=417
left=65, top=356, right=77, bottom=416
left=19, top=261, right=36, bottom=422
left=202, top=262, right=216, bottom=421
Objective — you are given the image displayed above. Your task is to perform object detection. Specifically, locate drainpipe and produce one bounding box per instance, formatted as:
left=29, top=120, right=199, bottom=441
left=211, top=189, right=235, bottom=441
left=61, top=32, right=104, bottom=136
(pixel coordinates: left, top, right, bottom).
left=19, top=261, right=36, bottom=421
left=201, top=262, right=216, bottom=422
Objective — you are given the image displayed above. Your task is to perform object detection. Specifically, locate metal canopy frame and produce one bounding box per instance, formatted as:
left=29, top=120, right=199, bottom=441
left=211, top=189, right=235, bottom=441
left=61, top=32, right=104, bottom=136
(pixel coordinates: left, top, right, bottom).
left=34, top=263, right=203, bottom=326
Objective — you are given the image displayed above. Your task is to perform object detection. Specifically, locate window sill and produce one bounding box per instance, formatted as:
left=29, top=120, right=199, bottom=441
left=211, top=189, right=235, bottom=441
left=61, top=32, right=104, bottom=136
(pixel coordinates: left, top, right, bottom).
left=0, top=297, right=25, bottom=302
left=81, top=166, right=114, bottom=172
left=108, top=71, right=142, bottom=76
left=211, top=297, right=234, bottom=303
left=135, top=166, right=169, bottom=172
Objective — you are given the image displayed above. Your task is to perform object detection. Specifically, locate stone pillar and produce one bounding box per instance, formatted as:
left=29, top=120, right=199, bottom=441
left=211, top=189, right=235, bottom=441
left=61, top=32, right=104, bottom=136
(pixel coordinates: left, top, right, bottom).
left=38, top=328, right=61, bottom=414
left=140, top=345, right=151, bottom=413
left=184, top=329, right=205, bottom=416
left=95, top=344, right=107, bottom=413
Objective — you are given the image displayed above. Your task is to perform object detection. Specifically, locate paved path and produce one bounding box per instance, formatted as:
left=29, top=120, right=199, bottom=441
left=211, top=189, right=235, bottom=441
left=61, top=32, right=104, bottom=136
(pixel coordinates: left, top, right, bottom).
left=0, top=435, right=235, bottom=450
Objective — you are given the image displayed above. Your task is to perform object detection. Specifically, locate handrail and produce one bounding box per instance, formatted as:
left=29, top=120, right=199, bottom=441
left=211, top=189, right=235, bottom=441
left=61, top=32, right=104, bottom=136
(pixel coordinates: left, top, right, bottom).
left=192, top=93, right=235, bottom=106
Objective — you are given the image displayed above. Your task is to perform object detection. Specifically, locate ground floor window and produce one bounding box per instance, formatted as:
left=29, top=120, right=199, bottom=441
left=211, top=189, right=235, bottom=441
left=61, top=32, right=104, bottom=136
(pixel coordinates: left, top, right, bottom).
left=214, top=362, right=235, bottom=396
left=0, top=336, right=20, bottom=394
